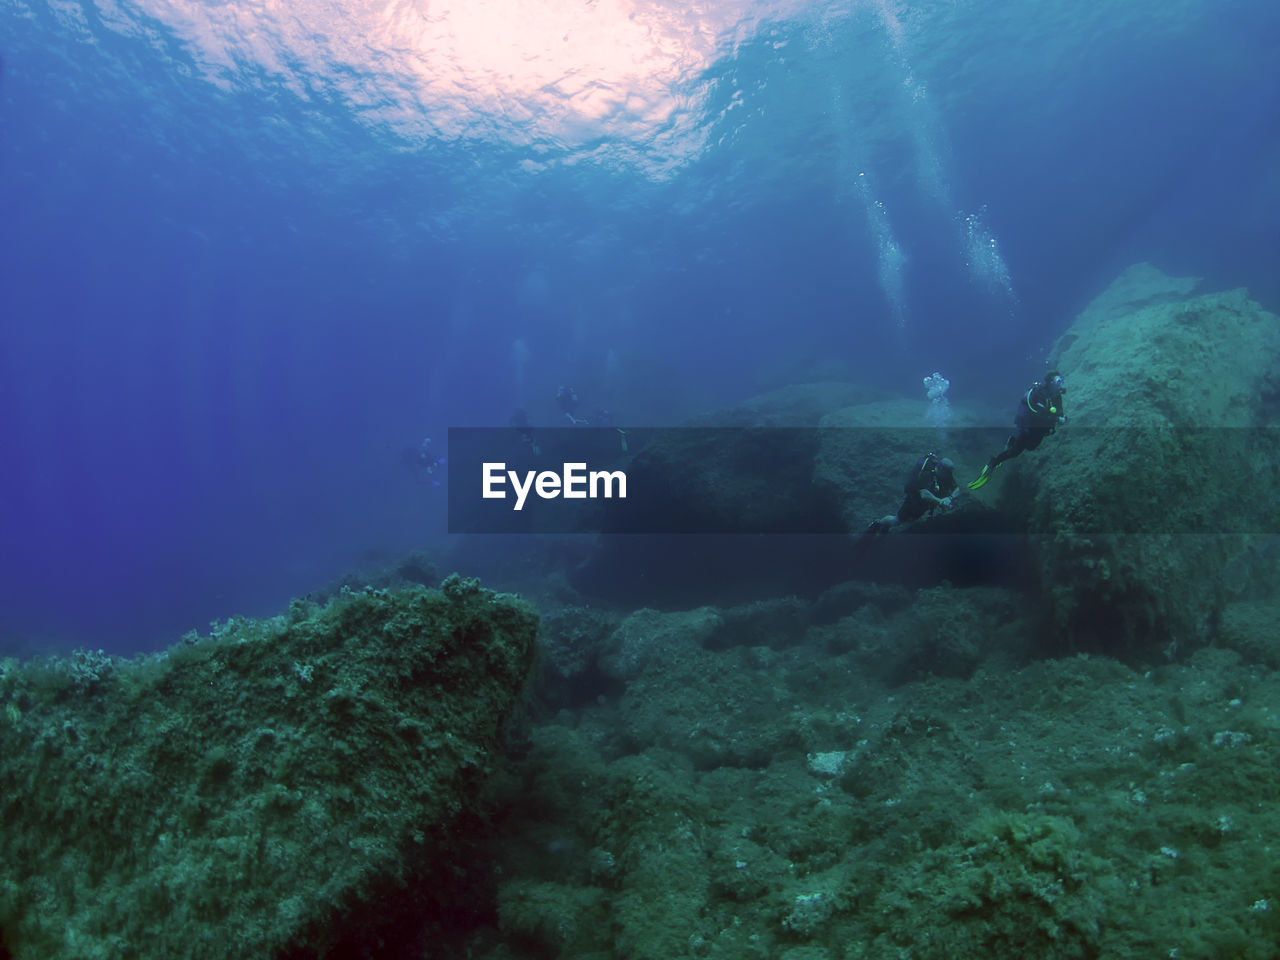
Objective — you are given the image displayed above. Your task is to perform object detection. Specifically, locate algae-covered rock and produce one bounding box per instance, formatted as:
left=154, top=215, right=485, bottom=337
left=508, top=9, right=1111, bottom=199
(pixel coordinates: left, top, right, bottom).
left=1018, top=264, right=1280, bottom=655
left=0, top=578, right=538, bottom=959
left=809, top=584, right=1031, bottom=683
left=537, top=604, right=624, bottom=707
left=605, top=608, right=794, bottom=768
left=709, top=596, right=810, bottom=650
left=602, top=750, right=715, bottom=960
left=599, top=607, right=724, bottom=682
left=496, top=879, right=609, bottom=956
left=1219, top=600, right=1280, bottom=668
left=870, top=811, right=1114, bottom=959
left=473, top=612, right=1280, bottom=960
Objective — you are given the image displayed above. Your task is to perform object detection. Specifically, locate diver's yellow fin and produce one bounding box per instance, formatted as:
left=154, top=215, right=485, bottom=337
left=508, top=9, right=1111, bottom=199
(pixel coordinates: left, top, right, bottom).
left=967, top=464, right=993, bottom=490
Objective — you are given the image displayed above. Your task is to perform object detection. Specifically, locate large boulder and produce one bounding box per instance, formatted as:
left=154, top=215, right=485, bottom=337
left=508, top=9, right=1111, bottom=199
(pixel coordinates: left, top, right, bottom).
left=0, top=577, right=538, bottom=959
left=1009, top=264, right=1280, bottom=655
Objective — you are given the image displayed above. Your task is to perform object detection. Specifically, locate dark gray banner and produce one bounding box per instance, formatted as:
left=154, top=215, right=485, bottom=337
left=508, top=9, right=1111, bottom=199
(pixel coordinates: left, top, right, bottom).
left=445, top=426, right=1280, bottom=535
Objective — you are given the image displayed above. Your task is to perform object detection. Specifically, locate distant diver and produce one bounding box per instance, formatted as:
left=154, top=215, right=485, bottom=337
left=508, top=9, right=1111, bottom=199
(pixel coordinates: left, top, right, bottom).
left=509, top=408, right=541, bottom=455
left=401, top=437, right=446, bottom=486
left=968, top=372, right=1067, bottom=490
left=556, top=385, right=585, bottom=424
left=556, top=385, right=627, bottom=450
left=865, top=453, right=957, bottom=535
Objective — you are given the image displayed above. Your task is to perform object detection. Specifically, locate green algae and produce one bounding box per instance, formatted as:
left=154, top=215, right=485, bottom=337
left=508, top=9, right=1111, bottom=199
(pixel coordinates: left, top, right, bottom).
left=0, top=577, right=537, bottom=959
left=479, top=601, right=1280, bottom=960
left=1025, top=266, right=1280, bottom=656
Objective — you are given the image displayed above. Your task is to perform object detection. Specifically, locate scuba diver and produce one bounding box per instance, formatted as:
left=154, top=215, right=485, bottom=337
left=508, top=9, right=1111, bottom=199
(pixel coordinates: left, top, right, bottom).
left=401, top=437, right=446, bottom=486
left=968, top=371, right=1067, bottom=490
left=556, top=385, right=586, bottom=424
left=557, top=386, right=628, bottom=451
left=865, top=453, right=958, bottom=535
left=509, top=408, right=542, bottom=455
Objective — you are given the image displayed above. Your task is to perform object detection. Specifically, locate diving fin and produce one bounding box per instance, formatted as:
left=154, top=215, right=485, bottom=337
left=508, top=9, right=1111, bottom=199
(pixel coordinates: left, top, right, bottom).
left=967, top=463, right=994, bottom=490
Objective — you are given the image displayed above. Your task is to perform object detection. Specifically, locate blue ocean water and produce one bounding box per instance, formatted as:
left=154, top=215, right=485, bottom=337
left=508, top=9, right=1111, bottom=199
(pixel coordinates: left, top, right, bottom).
left=1, top=0, right=1276, bottom=654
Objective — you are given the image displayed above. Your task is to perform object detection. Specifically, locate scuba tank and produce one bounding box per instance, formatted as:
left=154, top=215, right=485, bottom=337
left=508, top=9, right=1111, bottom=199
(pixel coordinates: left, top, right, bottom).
left=904, top=452, right=939, bottom=495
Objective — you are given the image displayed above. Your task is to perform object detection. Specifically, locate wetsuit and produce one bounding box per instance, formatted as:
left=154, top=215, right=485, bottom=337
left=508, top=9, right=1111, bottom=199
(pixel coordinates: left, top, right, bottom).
left=898, top=456, right=959, bottom=523
left=988, top=381, right=1065, bottom=470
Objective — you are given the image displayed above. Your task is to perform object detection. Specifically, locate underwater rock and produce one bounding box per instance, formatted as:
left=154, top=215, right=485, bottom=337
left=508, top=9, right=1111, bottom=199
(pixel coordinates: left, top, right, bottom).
left=706, top=596, right=810, bottom=650
left=599, top=607, right=724, bottom=682
left=0, top=579, right=538, bottom=959
left=1052, top=261, right=1201, bottom=329
left=869, top=811, right=1115, bottom=958
left=807, top=584, right=1032, bottom=683
left=537, top=604, right=624, bottom=708
left=1011, top=264, right=1280, bottom=656
left=308, top=549, right=441, bottom=604
left=602, top=608, right=795, bottom=768
left=1219, top=600, right=1280, bottom=668
left=810, top=579, right=914, bottom=624
left=478, top=639, right=1280, bottom=960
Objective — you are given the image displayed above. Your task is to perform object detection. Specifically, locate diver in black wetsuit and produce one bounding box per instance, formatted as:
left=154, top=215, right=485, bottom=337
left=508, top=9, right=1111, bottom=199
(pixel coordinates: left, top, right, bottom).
left=866, top=453, right=958, bottom=534
left=968, top=372, right=1067, bottom=490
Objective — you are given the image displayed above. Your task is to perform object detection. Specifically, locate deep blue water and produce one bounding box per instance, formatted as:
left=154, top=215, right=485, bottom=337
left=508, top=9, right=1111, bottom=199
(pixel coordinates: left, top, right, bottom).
left=2, top=0, right=1277, bottom=653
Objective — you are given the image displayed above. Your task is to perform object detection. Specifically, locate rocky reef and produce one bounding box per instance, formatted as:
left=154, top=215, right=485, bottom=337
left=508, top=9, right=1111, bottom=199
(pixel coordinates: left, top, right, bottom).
left=0, top=577, right=538, bottom=959
left=1012, top=264, right=1280, bottom=656
left=483, top=597, right=1280, bottom=960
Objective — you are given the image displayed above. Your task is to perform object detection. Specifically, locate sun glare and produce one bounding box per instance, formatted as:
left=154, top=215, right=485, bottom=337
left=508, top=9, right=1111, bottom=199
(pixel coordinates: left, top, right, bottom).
left=97, top=0, right=811, bottom=172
